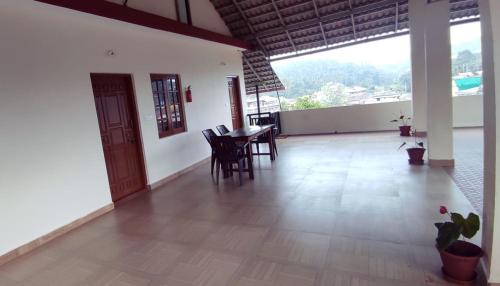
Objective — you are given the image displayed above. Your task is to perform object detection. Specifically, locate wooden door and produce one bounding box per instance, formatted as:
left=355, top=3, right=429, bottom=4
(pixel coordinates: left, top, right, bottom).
left=227, top=77, right=243, bottom=130
left=91, top=74, right=146, bottom=202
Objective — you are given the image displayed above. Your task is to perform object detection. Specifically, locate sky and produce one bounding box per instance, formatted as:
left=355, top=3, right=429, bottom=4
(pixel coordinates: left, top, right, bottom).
left=271, top=21, right=481, bottom=69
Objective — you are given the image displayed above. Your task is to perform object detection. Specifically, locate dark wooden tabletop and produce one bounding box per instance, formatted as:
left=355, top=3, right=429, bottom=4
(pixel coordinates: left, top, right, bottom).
left=225, top=124, right=274, bottom=140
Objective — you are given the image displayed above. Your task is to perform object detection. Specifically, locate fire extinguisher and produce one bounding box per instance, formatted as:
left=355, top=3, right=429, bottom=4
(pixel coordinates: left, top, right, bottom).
left=185, top=86, right=192, bottom=102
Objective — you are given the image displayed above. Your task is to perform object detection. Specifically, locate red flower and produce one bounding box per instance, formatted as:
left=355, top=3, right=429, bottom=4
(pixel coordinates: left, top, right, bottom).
left=439, top=206, right=448, bottom=214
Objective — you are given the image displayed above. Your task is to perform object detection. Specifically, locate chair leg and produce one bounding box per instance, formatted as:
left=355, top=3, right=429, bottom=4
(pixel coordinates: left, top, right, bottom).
left=222, top=163, right=230, bottom=178
left=216, top=161, right=220, bottom=185
left=268, top=140, right=273, bottom=160
left=256, top=143, right=260, bottom=154
left=247, top=156, right=254, bottom=180
left=211, top=153, right=216, bottom=174
left=273, top=137, right=278, bottom=156
left=238, top=160, right=243, bottom=186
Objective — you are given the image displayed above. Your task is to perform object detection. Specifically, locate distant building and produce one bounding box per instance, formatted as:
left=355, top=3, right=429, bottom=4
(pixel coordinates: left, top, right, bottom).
left=246, top=94, right=281, bottom=114
left=345, top=86, right=367, bottom=96
left=347, top=89, right=411, bottom=105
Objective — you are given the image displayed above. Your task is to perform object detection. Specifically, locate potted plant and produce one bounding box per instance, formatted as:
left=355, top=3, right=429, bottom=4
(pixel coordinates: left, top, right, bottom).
left=398, top=130, right=426, bottom=165
left=435, top=206, right=482, bottom=284
left=390, top=113, right=411, bottom=136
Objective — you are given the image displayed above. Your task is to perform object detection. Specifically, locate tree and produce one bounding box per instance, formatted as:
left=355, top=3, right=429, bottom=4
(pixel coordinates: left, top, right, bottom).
left=318, top=82, right=348, bottom=106
left=456, top=50, right=474, bottom=72
left=292, top=95, right=325, bottom=110
left=280, top=100, right=293, bottom=111
left=398, top=71, right=411, bottom=92
left=453, top=50, right=481, bottom=75
left=274, top=59, right=405, bottom=98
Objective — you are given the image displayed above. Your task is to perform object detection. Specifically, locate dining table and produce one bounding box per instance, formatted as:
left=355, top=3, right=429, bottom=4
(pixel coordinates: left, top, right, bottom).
left=225, top=124, right=276, bottom=161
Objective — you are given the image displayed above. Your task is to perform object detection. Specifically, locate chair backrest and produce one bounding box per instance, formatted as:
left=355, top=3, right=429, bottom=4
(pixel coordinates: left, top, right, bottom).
left=247, top=112, right=271, bottom=125
left=256, top=116, right=275, bottom=126
left=212, top=136, right=240, bottom=162
left=202, top=129, right=218, bottom=147
left=216, top=125, right=231, bottom=135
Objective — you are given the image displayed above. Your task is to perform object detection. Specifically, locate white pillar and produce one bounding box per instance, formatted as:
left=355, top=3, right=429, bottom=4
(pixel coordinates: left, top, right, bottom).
left=409, top=0, right=427, bottom=136
left=480, top=0, right=500, bottom=283
left=425, top=0, right=454, bottom=167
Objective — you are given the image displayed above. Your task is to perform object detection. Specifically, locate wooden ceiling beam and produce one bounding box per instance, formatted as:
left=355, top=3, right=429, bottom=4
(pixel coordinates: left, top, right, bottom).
left=312, top=0, right=328, bottom=47
left=230, top=0, right=270, bottom=55
left=246, top=0, right=399, bottom=39
left=221, top=0, right=311, bottom=20
left=348, top=0, right=357, bottom=40
left=35, top=0, right=250, bottom=50
left=270, top=0, right=298, bottom=53
left=395, top=1, right=399, bottom=32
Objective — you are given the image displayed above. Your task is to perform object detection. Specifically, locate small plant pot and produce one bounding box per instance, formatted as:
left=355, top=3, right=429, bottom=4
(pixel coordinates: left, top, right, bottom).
left=399, top=125, right=411, bottom=137
left=439, top=241, right=483, bottom=284
left=407, top=148, right=425, bottom=165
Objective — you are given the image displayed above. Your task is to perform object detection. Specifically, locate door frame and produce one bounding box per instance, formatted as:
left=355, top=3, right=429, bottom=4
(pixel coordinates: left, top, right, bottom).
left=227, top=76, right=244, bottom=129
left=90, top=73, right=148, bottom=202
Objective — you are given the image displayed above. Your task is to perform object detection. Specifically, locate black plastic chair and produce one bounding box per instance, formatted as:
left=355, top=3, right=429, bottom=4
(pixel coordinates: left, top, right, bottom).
left=215, top=125, right=249, bottom=163
left=247, top=112, right=271, bottom=126
left=202, top=129, right=218, bottom=175
left=253, top=117, right=278, bottom=157
left=216, top=125, right=231, bottom=135
left=212, top=136, right=253, bottom=185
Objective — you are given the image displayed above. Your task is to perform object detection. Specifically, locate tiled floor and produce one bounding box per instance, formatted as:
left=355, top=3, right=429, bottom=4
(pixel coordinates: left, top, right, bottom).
left=445, top=128, right=484, bottom=214
left=0, top=132, right=480, bottom=285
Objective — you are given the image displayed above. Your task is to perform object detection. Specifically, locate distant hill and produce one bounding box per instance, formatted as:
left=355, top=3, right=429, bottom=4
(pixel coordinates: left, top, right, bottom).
left=453, top=40, right=482, bottom=56
left=272, top=48, right=481, bottom=99
left=273, top=59, right=409, bottom=99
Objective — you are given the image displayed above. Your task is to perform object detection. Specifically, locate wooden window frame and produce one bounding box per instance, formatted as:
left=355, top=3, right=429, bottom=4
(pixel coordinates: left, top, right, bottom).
left=150, top=74, right=187, bottom=138
left=175, top=0, right=192, bottom=26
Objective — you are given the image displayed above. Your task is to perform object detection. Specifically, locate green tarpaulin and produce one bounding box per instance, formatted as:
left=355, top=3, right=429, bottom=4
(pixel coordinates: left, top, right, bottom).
left=454, top=76, right=482, bottom=91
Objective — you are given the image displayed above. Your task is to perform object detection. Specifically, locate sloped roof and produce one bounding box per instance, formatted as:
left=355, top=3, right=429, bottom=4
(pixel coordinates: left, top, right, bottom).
left=243, top=51, right=285, bottom=94
left=212, top=0, right=479, bottom=94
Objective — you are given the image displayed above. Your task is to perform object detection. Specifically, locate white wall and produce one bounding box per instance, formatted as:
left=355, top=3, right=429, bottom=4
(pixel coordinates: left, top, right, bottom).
left=0, top=0, right=244, bottom=256
left=106, top=0, right=177, bottom=21
left=190, top=0, right=232, bottom=36
left=281, top=96, right=483, bottom=135
left=452, top=95, right=484, bottom=127
left=105, top=0, right=231, bottom=36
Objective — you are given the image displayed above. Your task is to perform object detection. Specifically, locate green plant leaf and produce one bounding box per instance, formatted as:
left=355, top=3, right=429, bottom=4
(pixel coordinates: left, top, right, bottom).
left=398, top=142, right=407, bottom=150
left=461, top=213, right=480, bottom=239
left=450, top=212, right=480, bottom=239
left=390, top=119, right=398, bottom=122
left=399, top=115, right=404, bottom=119
left=451, top=213, right=465, bottom=225
left=436, top=222, right=461, bottom=250
left=417, top=142, right=424, bottom=147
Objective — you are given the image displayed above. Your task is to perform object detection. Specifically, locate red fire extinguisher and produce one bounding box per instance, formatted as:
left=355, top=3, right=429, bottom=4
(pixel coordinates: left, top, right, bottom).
left=185, top=86, right=192, bottom=102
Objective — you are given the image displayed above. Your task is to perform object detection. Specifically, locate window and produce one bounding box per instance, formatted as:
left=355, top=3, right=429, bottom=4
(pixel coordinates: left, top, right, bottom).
left=176, top=0, right=192, bottom=25
left=150, top=74, right=186, bottom=138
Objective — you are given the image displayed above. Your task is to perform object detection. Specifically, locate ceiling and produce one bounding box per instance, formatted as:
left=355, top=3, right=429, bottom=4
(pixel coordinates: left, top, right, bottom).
left=210, top=0, right=480, bottom=94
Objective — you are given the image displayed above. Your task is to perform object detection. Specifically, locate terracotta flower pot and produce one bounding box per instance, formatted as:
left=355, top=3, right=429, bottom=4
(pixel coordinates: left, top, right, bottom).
left=399, top=125, right=411, bottom=136
left=407, top=148, right=426, bottom=165
left=439, top=241, right=483, bottom=283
